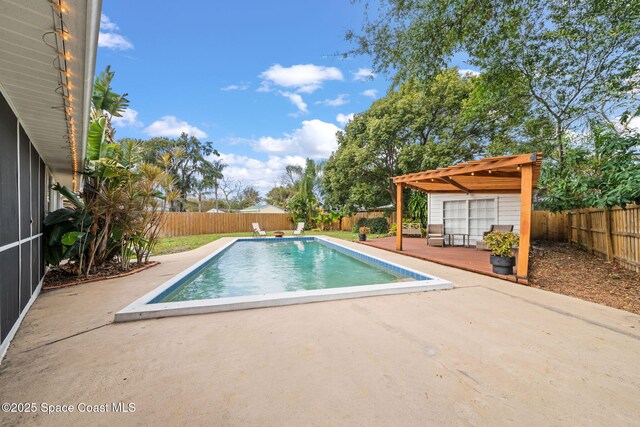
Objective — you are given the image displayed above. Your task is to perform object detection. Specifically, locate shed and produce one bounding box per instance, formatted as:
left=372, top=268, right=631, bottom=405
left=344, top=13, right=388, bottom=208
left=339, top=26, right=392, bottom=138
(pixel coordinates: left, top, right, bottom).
left=392, top=153, right=542, bottom=280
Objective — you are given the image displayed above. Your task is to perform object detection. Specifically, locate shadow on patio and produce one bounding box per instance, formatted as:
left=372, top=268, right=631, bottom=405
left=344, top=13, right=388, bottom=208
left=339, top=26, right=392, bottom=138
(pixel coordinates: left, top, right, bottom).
left=362, top=236, right=524, bottom=284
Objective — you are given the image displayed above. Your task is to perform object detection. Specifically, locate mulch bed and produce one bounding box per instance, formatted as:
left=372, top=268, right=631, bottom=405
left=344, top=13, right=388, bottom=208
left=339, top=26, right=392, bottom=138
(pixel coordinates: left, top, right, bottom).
left=529, top=242, right=640, bottom=315
left=43, top=261, right=160, bottom=291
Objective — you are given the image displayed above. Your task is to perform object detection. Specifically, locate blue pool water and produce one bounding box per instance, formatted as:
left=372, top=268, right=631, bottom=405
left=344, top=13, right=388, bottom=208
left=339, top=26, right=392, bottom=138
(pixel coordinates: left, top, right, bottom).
left=157, top=239, right=418, bottom=303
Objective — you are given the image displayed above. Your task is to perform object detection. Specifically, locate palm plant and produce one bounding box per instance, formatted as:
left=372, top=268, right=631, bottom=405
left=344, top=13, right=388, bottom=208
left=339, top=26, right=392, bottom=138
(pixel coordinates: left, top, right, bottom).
left=44, top=66, right=175, bottom=277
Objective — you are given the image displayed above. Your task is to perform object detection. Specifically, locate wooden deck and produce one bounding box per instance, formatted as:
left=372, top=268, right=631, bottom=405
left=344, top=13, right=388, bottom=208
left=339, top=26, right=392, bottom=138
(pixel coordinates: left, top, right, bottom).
left=362, top=236, right=526, bottom=284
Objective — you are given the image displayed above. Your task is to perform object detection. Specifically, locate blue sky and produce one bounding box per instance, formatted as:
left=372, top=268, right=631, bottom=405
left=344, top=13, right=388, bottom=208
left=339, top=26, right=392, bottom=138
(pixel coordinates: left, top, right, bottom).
left=97, top=0, right=475, bottom=194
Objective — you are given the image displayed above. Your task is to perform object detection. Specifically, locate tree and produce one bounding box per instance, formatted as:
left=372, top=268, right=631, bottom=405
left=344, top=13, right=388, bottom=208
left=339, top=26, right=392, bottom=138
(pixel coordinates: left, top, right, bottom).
left=191, top=159, right=226, bottom=212
left=137, top=133, right=220, bottom=211
left=219, top=177, right=241, bottom=210
left=210, top=160, right=226, bottom=211
left=538, top=124, right=640, bottom=211
left=265, top=186, right=296, bottom=209
left=347, top=0, right=640, bottom=166
left=323, top=69, right=548, bottom=211
left=237, top=185, right=262, bottom=209
left=286, top=159, right=321, bottom=225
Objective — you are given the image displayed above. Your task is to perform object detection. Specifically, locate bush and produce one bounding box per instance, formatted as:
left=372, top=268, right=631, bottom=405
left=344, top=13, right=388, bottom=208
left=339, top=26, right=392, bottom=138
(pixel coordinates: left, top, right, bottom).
left=352, top=217, right=389, bottom=234
left=485, top=232, right=519, bottom=257
left=388, top=223, right=397, bottom=236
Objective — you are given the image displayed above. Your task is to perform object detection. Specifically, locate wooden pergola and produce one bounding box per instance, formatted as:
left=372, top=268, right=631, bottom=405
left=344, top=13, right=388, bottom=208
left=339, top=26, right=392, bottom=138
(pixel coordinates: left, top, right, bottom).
left=392, top=153, right=543, bottom=280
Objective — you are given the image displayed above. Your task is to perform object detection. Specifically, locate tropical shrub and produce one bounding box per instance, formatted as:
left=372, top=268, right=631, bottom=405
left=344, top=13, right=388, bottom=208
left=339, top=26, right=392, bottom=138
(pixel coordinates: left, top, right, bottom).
left=407, top=192, right=428, bottom=226
left=359, top=226, right=371, bottom=234
left=352, top=217, right=389, bottom=234
left=485, top=232, right=520, bottom=257
left=312, top=210, right=342, bottom=231
left=388, top=223, right=397, bottom=235
left=43, top=66, right=177, bottom=277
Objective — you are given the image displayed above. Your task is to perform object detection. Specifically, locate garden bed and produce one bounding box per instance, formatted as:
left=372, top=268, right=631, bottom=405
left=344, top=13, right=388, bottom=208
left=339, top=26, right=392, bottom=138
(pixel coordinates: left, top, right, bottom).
left=529, top=242, right=640, bottom=315
left=43, top=261, right=160, bottom=291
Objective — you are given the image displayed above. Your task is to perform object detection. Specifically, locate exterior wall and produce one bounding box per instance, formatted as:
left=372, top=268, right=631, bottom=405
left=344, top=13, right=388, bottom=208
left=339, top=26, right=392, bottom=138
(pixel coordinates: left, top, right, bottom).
left=0, top=90, right=48, bottom=356
left=241, top=206, right=287, bottom=214
left=428, top=193, right=521, bottom=244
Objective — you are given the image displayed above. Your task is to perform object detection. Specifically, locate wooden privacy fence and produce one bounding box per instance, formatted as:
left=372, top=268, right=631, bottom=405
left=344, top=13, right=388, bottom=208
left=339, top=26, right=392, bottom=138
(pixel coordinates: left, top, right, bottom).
left=159, top=212, right=293, bottom=237
left=159, top=211, right=396, bottom=236
left=339, top=211, right=394, bottom=231
left=531, top=211, right=569, bottom=241
left=566, top=205, right=640, bottom=272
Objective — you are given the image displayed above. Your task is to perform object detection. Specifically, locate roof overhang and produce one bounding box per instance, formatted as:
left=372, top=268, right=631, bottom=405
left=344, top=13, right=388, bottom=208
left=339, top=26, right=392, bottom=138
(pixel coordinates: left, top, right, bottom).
left=0, top=0, right=102, bottom=189
left=393, top=153, right=543, bottom=194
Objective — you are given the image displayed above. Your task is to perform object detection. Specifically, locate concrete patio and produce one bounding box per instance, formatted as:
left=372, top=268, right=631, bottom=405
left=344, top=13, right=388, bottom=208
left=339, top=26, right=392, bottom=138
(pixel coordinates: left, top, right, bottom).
left=0, top=236, right=639, bottom=425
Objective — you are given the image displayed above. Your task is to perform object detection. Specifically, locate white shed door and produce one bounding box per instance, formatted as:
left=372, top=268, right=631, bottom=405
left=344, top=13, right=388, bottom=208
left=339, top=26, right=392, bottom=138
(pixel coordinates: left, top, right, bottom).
left=443, top=200, right=467, bottom=234
left=469, top=199, right=496, bottom=240
left=443, top=198, right=497, bottom=240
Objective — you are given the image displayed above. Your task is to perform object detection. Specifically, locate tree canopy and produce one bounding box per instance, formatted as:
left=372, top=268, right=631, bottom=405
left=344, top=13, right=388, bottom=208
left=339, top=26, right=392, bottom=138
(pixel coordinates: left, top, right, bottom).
left=322, top=68, right=551, bottom=212
left=126, top=133, right=220, bottom=211
left=348, top=0, right=640, bottom=166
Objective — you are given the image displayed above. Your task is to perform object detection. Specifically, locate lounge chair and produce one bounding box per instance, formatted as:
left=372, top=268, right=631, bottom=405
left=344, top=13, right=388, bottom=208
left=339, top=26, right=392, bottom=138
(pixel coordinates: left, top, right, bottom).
left=252, top=223, right=267, bottom=237
left=426, top=224, right=445, bottom=247
left=476, top=224, right=514, bottom=250
left=293, top=222, right=305, bottom=235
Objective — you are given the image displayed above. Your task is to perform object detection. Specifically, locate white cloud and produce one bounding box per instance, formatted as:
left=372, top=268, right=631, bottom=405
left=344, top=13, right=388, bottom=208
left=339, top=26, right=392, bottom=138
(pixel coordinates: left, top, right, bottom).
left=98, top=15, right=133, bottom=50
left=336, top=113, right=354, bottom=126
left=253, top=119, right=340, bottom=159
left=316, top=93, right=349, bottom=107
left=100, top=14, right=118, bottom=31
left=626, top=116, right=640, bottom=131
left=144, top=116, right=207, bottom=138
left=353, top=67, right=375, bottom=81
left=361, top=89, right=378, bottom=98
left=98, top=33, right=134, bottom=50
left=280, top=91, right=308, bottom=115
left=111, top=108, right=142, bottom=127
left=458, top=69, right=481, bottom=77
left=217, top=153, right=306, bottom=194
left=259, top=64, right=343, bottom=94
left=221, top=83, right=249, bottom=91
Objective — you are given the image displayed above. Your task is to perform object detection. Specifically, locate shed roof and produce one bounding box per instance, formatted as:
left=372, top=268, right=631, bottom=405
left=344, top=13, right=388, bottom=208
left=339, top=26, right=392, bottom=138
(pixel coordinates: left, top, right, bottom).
left=392, top=153, right=543, bottom=194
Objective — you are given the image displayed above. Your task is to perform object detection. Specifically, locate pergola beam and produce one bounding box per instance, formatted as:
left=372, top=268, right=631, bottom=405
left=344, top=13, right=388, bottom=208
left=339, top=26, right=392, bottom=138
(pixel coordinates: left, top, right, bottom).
left=394, top=153, right=538, bottom=183
left=440, top=177, right=471, bottom=194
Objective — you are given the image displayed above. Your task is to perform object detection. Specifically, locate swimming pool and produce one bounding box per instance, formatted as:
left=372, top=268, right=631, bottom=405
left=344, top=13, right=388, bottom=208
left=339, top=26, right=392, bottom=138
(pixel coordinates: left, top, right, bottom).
left=115, top=236, right=452, bottom=322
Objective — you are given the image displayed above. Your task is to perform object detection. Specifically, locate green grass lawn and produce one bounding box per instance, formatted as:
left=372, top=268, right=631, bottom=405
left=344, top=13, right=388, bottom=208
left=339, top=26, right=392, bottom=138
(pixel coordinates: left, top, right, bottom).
left=152, top=230, right=389, bottom=256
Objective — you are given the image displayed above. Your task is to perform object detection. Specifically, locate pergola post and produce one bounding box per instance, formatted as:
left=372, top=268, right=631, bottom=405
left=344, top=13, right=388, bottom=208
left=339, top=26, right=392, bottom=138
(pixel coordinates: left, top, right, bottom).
left=396, top=183, right=403, bottom=251
left=517, top=164, right=533, bottom=279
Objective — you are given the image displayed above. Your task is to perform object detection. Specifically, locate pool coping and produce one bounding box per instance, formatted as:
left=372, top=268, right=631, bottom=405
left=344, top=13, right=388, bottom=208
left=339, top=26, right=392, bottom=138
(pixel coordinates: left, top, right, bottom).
left=114, top=236, right=453, bottom=322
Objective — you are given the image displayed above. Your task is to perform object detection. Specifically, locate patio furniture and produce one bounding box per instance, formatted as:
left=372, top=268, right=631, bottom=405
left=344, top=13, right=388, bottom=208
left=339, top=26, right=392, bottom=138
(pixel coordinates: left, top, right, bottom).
left=447, top=233, right=469, bottom=247
left=476, top=224, right=514, bottom=250
left=273, top=231, right=285, bottom=238
left=293, top=222, right=305, bottom=235
left=426, top=224, right=445, bottom=247
left=402, top=222, right=422, bottom=237
left=252, top=223, right=267, bottom=237
left=427, top=237, right=445, bottom=247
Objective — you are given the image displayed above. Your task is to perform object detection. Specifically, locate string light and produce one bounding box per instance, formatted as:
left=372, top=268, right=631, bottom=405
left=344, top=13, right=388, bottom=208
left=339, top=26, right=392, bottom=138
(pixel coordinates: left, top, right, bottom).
left=48, top=0, right=78, bottom=190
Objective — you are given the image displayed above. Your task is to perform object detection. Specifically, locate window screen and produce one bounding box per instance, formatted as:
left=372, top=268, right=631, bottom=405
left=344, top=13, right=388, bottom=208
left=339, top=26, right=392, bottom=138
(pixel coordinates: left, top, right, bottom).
left=443, top=200, right=467, bottom=234
left=469, top=199, right=496, bottom=239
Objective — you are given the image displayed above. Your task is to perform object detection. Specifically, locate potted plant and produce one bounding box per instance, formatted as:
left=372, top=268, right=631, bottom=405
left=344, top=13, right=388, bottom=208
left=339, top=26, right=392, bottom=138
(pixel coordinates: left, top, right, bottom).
left=484, top=231, right=519, bottom=275
left=358, top=226, right=371, bottom=242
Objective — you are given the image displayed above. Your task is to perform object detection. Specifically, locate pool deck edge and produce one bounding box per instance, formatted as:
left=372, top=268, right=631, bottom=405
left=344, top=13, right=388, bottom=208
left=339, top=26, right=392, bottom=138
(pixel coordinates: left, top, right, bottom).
left=114, top=236, right=453, bottom=322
